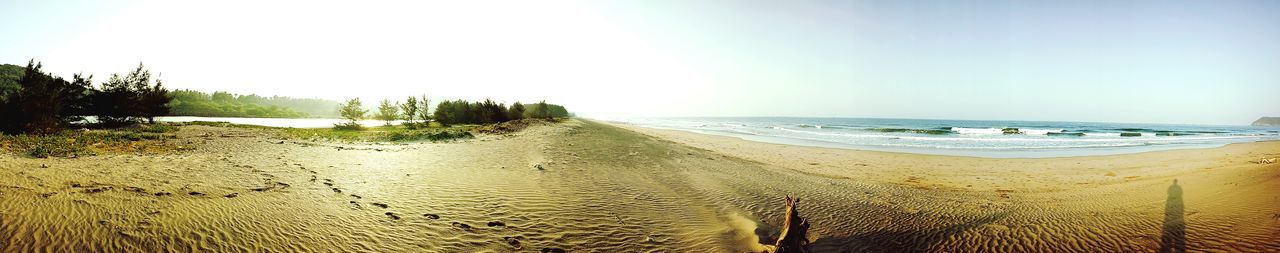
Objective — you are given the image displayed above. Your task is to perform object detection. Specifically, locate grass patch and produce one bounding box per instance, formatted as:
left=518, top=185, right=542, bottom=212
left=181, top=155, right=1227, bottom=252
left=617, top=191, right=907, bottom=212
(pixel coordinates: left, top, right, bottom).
left=1, top=129, right=181, bottom=158
left=176, top=121, right=277, bottom=129
left=280, top=124, right=477, bottom=142
left=139, top=124, right=180, bottom=133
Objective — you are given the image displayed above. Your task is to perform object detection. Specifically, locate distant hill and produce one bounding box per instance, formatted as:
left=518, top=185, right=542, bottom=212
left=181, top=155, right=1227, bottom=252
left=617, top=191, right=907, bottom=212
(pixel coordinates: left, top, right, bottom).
left=1253, top=117, right=1280, bottom=127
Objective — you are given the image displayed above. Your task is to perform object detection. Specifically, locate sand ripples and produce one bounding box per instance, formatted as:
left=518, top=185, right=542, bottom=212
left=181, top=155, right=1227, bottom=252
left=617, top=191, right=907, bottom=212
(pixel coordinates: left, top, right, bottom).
left=3, top=121, right=1278, bottom=252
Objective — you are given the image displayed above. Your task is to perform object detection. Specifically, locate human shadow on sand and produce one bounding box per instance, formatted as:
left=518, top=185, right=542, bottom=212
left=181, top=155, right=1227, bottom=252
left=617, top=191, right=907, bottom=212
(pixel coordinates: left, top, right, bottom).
left=1158, top=179, right=1186, bottom=253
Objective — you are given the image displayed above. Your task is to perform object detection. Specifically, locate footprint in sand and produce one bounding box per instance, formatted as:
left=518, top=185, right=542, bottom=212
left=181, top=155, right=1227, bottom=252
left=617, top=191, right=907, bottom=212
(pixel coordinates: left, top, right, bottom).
left=385, top=212, right=401, bottom=220
left=331, top=188, right=343, bottom=193
left=188, top=191, right=205, bottom=196
left=371, top=202, right=389, bottom=208
left=153, top=192, right=171, bottom=197
left=123, top=186, right=147, bottom=194
left=350, top=194, right=362, bottom=199
left=224, top=193, right=238, bottom=198
left=503, top=236, right=523, bottom=249
left=423, top=214, right=440, bottom=219
left=451, top=222, right=472, bottom=231
left=487, top=221, right=506, bottom=228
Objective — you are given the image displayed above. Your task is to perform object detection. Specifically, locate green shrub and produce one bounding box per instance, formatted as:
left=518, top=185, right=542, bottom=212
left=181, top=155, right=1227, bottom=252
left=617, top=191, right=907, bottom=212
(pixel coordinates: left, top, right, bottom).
left=139, top=124, right=178, bottom=133
left=332, top=122, right=364, bottom=131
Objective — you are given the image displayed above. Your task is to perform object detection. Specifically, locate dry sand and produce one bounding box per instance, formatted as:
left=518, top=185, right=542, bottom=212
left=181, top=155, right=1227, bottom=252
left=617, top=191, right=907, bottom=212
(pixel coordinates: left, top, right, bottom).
left=1, top=119, right=1278, bottom=252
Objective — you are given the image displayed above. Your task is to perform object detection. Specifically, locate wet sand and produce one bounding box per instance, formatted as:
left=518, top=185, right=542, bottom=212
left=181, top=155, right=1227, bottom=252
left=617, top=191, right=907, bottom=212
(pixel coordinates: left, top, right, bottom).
left=2, top=119, right=1278, bottom=252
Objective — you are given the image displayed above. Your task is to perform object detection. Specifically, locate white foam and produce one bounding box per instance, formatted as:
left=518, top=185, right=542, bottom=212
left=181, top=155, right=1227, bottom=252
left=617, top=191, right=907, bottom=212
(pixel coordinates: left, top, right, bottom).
left=952, top=127, right=1003, bottom=135
left=1021, top=129, right=1065, bottom=135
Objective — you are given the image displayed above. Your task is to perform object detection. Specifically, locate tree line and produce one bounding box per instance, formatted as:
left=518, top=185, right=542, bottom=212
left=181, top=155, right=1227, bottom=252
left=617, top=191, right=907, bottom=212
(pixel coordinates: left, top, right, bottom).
left=1, top=60, right=170, bottom=134
left=337, top=96, right=570, bottom=128
left=169, top=90, right=325, bottom=118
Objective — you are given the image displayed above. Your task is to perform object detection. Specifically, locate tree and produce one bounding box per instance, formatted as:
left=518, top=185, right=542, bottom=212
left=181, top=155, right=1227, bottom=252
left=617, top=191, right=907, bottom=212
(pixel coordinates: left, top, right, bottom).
left=416, top=95, right=431, bottom=123
left=376, top=99, right=399, bottom=121
left=478, top=98, right=507, bottom=123
left=432, top=100, right=453, bottom=126
left=93, top=73, right=135, bottom=126
left=91, top=63, right=165, bottom=126
left=508, top=102, right=525, bottom=120
left=337, top=98, right=366, bottom=128
left=1, top=60, right=175, bottom=134
left=139, top=77, right=171, bottom=123
left=533, top=100, right=551, bottom=119
left=9, top=61, right=66, bottom=134
left=400, top=96, right=418, bottom=123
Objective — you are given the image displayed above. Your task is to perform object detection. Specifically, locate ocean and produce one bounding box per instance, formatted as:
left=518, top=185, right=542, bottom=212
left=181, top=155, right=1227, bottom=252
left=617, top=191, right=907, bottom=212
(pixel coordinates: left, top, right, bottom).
left=607, top=117, right=1280, bottom=158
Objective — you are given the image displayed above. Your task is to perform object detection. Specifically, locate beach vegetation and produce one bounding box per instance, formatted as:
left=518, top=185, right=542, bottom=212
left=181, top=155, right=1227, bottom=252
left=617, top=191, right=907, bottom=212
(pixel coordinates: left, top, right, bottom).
left=416, top=95, right=432, bottom=124
left=1, top=60, right=170, bottom=134
left=335, top=98, right=367, bottom=130
left=430, top=99, right=569, bottom=126
left=400, top=96, right=419, bottom=124
left=376, top=99, right=400, bottom=121
left=281, top=124, right=475, bottom=142
left=508, top=102, right=526, bottom=120
left=0, top=127, right=181, bottom=158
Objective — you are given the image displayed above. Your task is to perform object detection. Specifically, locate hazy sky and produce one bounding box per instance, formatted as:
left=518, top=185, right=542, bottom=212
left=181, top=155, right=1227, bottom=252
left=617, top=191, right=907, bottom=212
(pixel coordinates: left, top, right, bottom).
left=2, top=0, right=1277, bottom=125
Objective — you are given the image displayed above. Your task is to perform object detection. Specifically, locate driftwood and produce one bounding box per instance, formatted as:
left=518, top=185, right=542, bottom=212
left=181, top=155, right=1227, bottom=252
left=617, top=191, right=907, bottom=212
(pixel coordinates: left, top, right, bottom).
left=773, top=196, right=811, bottom=253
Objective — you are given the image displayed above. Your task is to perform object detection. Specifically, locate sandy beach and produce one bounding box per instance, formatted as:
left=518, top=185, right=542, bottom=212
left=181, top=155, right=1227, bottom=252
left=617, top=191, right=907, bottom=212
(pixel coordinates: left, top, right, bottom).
left=2, top=119, right=1278, bottom=252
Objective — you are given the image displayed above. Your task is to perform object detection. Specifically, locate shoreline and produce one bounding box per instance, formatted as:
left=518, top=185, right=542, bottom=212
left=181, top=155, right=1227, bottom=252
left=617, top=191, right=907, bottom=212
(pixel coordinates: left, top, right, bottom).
left=610, top=120, right=1280, bottom=190
left=605, top=119, right=1280, bottom=159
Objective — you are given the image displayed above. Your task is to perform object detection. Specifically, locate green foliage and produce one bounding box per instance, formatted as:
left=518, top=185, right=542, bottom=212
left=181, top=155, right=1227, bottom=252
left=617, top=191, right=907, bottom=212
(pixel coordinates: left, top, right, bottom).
left=332, top=123, right=365, bottom=131
left=0, top=63, right=23, bottom=98
left=431, top=99, right=568, bottom=125
left=400, top=96, right=419, bottom=123
left=167, top=90, right=326, bottom=118
left=379, top=128, right=473, bottom=142
left=508, top=102, right=526, bottom=120
left=0, top=129, right=175, bottom=158
left=336, top=98, right=366, bottom=128
left=281, top=124, right=474, bottom=142
left=416, top=95, right=431, bottom=123
left=376, top=99, right=400, bottom=121
left=1, top=61, right=95, bottom=134
left=524, top=101, right=569, bottom=119
left=140, top=124, right=179, bottom=133
left=89, top=63, right=170, bottom=126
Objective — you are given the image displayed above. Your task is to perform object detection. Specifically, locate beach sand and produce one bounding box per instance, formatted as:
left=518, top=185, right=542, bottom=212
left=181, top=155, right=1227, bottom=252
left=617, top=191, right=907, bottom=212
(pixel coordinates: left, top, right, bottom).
left=1, top=119, right=1277, bottom=252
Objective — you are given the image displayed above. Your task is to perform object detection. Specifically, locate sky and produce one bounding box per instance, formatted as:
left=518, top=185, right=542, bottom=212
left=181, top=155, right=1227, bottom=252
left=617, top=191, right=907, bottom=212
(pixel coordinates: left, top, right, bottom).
left=2, top=0, right=1277, bottom=125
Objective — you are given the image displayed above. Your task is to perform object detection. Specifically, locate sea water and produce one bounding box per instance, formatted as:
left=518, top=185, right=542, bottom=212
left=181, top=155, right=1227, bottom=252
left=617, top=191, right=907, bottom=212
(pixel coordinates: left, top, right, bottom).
left=607, top=117, right=1280, bottom=158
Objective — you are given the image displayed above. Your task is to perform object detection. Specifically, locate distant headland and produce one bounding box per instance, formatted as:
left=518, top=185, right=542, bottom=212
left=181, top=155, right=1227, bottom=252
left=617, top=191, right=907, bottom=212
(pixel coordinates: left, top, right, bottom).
left=1253, top=117, right=1280, bottom=127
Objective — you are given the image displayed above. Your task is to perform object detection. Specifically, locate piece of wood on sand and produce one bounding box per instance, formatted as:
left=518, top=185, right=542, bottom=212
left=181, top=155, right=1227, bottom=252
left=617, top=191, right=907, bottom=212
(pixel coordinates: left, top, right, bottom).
left=773, top=195, right=811, bottom=253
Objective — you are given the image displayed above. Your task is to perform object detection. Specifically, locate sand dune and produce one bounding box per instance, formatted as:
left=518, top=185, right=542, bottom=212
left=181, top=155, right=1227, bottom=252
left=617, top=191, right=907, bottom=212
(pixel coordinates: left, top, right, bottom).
left=1, top=119, right=1278, bottom=252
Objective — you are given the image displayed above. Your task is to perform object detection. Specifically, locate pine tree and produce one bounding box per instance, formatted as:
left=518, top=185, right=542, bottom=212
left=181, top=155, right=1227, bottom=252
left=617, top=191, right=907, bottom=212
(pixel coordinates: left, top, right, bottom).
left=337, top=98, right=366, bottom=128
left=416, top=95, right=431, bottom=123
left=400, top=96, right=418, bottom=123
left=508, top=102, right=525, bottom=120
left=140, top=77, right=171, bottom=123
left=12, top=60, right=64, bottom=134
left=376, top=99, right=399, bottom=121
left=535, top=100, right=551, bottom=119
